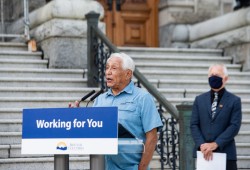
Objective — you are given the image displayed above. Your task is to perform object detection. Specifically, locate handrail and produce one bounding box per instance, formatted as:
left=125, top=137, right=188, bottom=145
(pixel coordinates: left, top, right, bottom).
left=0, top=0, right=30, bottom=41
left=86, top=11, right=179, bottom=169
left=0, top=0, right=4, bottom=41
left=90, top=19, right=179, bottom=120
left=23, top=0, right=30, bottom=41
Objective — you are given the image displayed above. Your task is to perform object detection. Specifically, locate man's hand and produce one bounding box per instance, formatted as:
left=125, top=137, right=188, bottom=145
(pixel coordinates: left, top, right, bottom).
left=200, top=142, right=218, bottom=161
left=68, top=100, right=80, bottom=108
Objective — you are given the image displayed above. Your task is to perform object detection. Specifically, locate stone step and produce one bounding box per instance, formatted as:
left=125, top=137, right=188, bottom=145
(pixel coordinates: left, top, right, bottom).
left=0, top=132, right=21, bottom=145
left=1, top=128, right=249, bottom=147
left=0, top=119, right=22, bottom=132
left=0, top=107, right=248, bottom=120
left=0, top=87, right=98, bottom=98
left=0, top=144, right=249, bottom=169
left=0, top=145, right=171, bottom=159
left=0, top=154, right=170, bottom=170
left=242, top=109, right=250, bottom=119
left=237, top=143, right=250, bottom=156
left=0, top=97, right=93, bottom=108
left=168, top=98, right=250, bottom=109
left=135, top=62, right=241, bottom=72
left=0, top=144, right=50, bottom=158
left=158, top=88, right=250, bottom=99
left=0, top=148, right=174, bottom=170
left=236, top=131, right=250, bottom=143
left=237, top=156, right=250, bottom=169
left=132, top=54, right=232, bottom=64
left=139, top=70, right=250, bottom=81
left=0, top=108, right=23, bottom=119
left=0, top=145, right=249, bottom=169
left=0, top=59, right=48, bottom=68
left=0, top=144, right=88, bottom=158
left=147, top=79, right=250, bottom=89
left=150, top=155, right=250, bottom=170
left=0, top=68, right=85, bottom=78
left=240, top=120, right=250, bottom=131
left=0, top=77, right=250, bottom=89
left=5, top=86, right=249, bottom=99
left=0, top=42, right=28, bottom=51
left=119, top=46, right=223, bottom=56
left=0, top=77, right=87, bottom=87
left=0, top=51, right=42, bottom=60
left=0, top=156, right=89, bottom=170
left=1, top=117, right=250, bottom=133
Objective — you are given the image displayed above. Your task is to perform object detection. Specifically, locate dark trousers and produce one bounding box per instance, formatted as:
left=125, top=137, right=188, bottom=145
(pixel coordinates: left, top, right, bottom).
left=226, top=160, right=237, bottom=170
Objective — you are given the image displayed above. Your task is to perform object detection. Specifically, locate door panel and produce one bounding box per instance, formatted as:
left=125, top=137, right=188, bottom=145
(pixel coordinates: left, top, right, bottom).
left=98, top=0, right=159, bottom=47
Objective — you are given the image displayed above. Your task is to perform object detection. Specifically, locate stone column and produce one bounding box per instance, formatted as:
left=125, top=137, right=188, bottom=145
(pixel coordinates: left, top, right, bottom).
left=12, top=0, right=105, bottom=69
left=176, top=102, right=195, bottom=170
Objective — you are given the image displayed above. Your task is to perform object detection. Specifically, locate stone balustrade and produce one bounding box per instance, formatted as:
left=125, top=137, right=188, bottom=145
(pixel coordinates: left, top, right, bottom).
left=172, top=7, right=250, bottom=71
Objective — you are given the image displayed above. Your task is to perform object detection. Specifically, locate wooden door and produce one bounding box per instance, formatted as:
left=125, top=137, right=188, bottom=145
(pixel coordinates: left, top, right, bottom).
left=98, top=0, right=159, bottom=47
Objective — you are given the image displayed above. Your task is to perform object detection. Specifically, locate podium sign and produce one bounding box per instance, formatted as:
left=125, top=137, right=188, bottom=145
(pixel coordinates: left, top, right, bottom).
left=22, top=107, right=118, bottom=155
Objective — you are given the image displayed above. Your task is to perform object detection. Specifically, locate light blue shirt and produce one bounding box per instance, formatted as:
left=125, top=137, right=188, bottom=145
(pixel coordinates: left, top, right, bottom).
left=93, top=81, right=163, bottom=170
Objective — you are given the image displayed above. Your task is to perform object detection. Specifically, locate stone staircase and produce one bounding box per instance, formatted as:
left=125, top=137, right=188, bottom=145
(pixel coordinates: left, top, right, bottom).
left=0, top=42, right=92, bottom=170
left=120, top=46, right=250, bottom=170
left=0, top=42, right=249, bottom=169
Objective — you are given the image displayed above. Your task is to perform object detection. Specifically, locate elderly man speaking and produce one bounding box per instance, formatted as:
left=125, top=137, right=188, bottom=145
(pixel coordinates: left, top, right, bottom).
left=93, top=52, right=163, bottom=170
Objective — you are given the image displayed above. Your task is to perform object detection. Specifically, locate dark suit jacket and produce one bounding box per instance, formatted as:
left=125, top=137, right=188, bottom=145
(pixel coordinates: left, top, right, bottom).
left=190, top=89, right=242, bottom=160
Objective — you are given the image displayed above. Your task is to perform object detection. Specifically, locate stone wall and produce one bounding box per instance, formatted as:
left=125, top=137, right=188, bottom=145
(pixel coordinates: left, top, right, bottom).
left=159, top=0, right=235, bottom=47
left=189, top=8, right=250, bottom=71
left=32, top=0, right=104, bottom=69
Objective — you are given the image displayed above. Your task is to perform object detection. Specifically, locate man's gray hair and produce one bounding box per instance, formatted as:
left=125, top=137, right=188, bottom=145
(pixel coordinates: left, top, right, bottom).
left=108, top=53, right=135, bottom=72
left=208, top=63, right=228, bottom=76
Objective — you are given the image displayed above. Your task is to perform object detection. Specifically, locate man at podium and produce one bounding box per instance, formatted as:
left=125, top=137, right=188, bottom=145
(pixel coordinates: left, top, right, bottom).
left=93, top=53, right=163, bottom=170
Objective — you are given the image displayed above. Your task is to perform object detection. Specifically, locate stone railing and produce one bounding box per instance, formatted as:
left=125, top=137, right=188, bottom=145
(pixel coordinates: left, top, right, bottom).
left=0, top=0, right=30, bottom=41
left=172, top=7, right=250, bottom=71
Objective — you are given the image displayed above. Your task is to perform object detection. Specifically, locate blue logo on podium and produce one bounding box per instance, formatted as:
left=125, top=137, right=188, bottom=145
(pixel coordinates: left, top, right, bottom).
left=56, top=142, right=67, bottom=151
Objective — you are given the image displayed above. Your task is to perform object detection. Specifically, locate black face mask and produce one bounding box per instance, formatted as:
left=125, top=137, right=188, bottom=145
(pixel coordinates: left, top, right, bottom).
left=208, top=75, right=223, bottom=89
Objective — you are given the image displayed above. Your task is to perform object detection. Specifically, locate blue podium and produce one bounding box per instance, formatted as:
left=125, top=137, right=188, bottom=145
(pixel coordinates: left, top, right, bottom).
left=22, top=107, right=144, bottom=170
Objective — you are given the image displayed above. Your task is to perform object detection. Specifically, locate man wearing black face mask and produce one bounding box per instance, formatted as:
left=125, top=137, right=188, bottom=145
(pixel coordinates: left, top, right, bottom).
left=190, top=64, right=242, bottom=170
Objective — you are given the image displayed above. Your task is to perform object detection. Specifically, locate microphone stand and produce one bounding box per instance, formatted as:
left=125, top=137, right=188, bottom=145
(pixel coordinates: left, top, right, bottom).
left=54, top=90, right=95, bottom=170
left=87, top=89, right=105, bottom=170
left=54, top=154, right=69, bottom=170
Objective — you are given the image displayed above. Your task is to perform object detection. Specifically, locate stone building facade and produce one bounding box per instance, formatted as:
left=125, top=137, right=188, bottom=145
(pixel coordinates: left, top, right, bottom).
left=1, top=0, right=236, bottom=45
left=3, top=0, right=250, bottom=71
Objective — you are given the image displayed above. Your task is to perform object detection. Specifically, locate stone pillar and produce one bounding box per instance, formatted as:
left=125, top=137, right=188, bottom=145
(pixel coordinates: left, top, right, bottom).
left=176, top=102, right=195, bottom=170
left=12, top=0, right=105, bottom=69
left=224, top=43, right=250, bottom=71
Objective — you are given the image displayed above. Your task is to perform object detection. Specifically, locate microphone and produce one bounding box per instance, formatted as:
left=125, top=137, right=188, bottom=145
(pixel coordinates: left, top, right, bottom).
left=90, top=89, right=104, bottom=102
left=78, top=90, right=96, bottom=106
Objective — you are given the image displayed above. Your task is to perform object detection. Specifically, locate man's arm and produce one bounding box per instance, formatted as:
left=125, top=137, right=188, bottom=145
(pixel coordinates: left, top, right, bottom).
left=190, top=97, right=206, bottom=149
left=214, top=97, right=242, bottom=149
left=138, top=128, right=158, bottom=170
